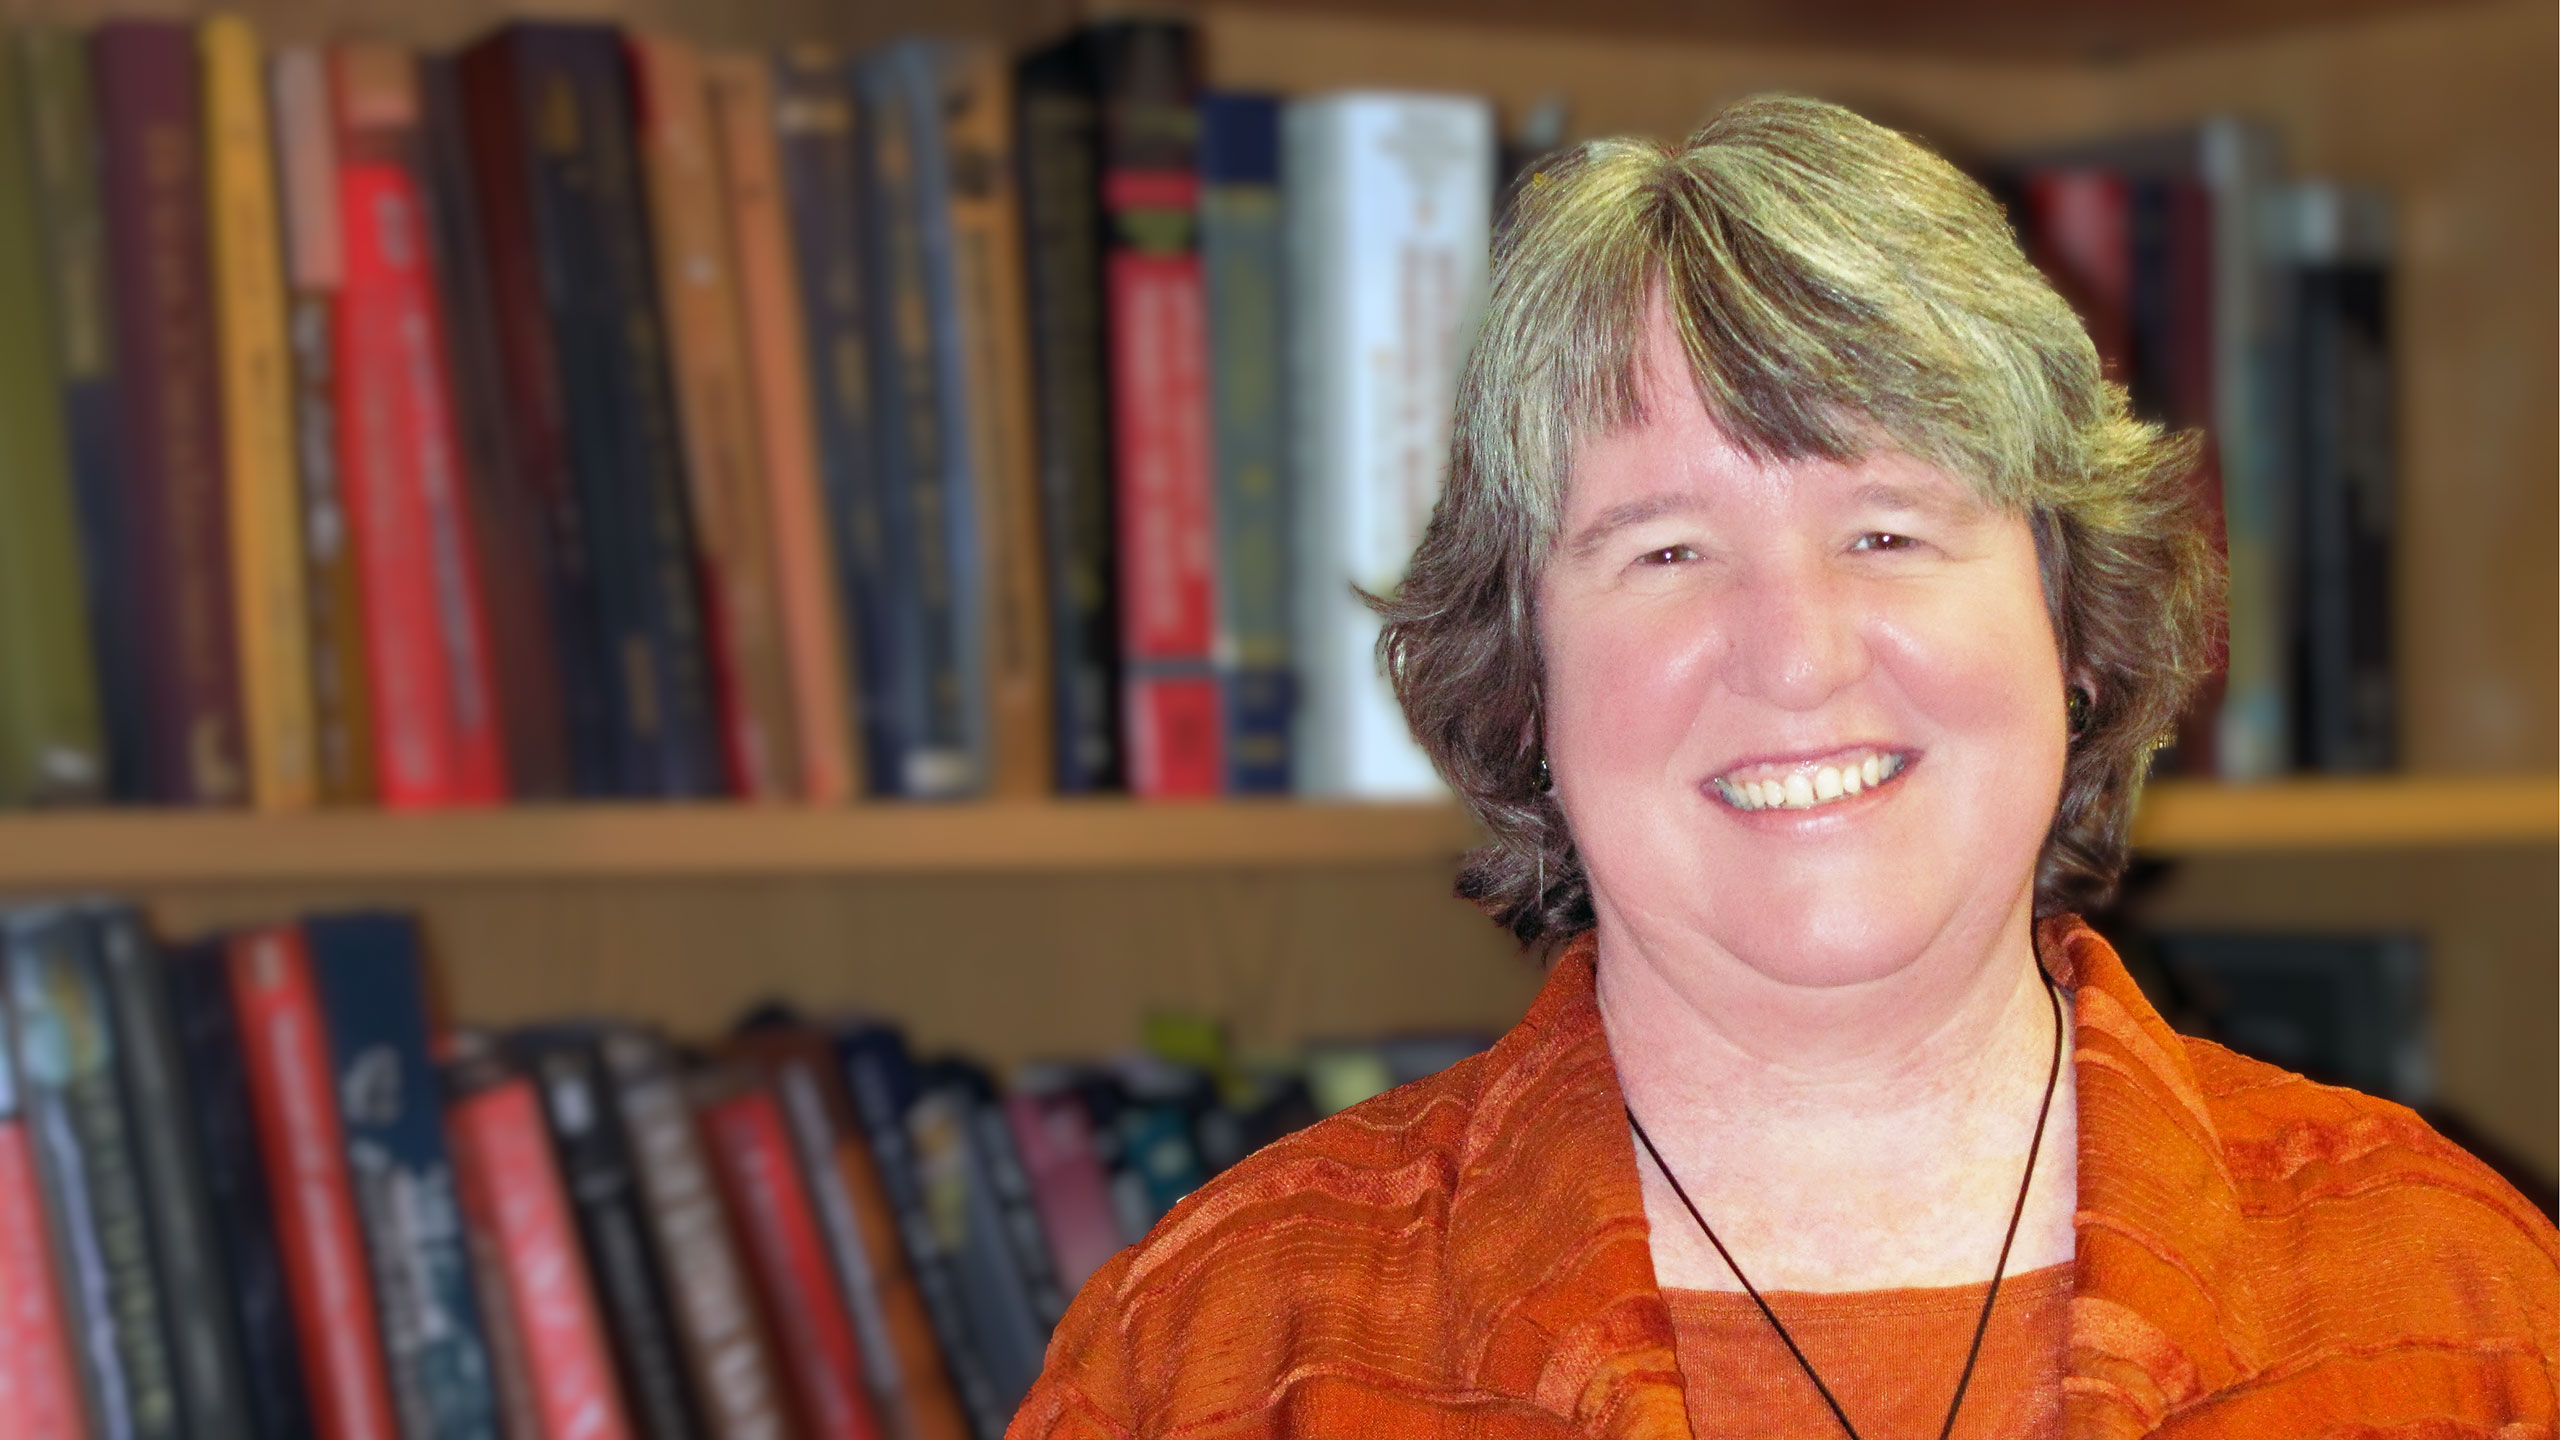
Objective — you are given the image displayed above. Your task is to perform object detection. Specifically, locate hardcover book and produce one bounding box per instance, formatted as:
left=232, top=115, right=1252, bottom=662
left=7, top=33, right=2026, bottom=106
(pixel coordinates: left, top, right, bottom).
left=513, top=1031, right=704, bottom=1440
left=228, top=924, right=404, bottom=1440
left=166, top=936, right=317, bottom=1440
left=1283, top=91, right=1494, bottom=797
left=304, top=914, right=503, bottom=1440
left=5, top=905, right=187, bottom=1439
left=706, top=51, right=860, bottom=804
left=1199, top=92, right=1291, bottom=794
left=268, top=46, right=379, bottom=806
left=93, top=904, right=256, bottom=1440
left=1013, top=40, right=1122, bottom=794
left=94, top=20, right=249, bottom=806
left=598, top=1027, right=791, bottom=1440
left=16, top=30, right=133, bottom=800
left=906, top=1067, right=1058, bottom=1411
left=0, top=916, right=99, bottom=1440
left=629, top=33, right=801, bottom=802
left=204, top=13, right=320, bottom=813
left=0, top=34, right=103, bottom=808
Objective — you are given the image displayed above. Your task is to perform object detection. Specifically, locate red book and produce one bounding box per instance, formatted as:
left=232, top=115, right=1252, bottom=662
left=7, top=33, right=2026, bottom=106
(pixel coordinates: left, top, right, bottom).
left=0, top=1116, right=83, bottom=1439
left=2020, top=168, right=2133, bottom=384
left=700, top=1082, right=882, bottom=1440
left=228, top=925, right=402, bottom=1440
left=1100, top=29, right=1221, bottom=798
left=332, top=47, right=508, bottom=808
left=448, top=1074, right=635, bottom=1440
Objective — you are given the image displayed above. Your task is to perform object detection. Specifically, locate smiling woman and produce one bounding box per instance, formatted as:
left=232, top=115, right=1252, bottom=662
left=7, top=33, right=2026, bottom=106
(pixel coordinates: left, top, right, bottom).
left=1007, top=97, right=2558, bottom=1440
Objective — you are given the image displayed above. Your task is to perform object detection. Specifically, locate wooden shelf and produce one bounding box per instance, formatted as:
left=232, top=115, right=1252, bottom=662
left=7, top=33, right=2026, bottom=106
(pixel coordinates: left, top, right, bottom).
left=0, top=774, right=2548, bottom=889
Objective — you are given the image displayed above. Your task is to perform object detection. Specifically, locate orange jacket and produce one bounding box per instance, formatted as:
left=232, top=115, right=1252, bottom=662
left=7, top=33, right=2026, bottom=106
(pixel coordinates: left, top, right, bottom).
left=1010, top=918, right=2559, bottom=1438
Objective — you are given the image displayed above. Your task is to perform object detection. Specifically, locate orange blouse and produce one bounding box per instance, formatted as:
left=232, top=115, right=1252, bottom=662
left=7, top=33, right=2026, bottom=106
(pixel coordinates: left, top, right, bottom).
left=1665, top=1262, right=2072, bottom=1439
left=1009, top=918, right=2559, bottom=1438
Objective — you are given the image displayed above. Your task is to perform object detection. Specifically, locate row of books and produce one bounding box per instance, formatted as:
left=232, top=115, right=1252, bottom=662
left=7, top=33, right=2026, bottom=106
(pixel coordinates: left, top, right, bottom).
left=0, top=896, right=1492, bottom=1440
left=0, top=15, right=1495, bottom=811
left=1999, top=124, right=2401, bottom=778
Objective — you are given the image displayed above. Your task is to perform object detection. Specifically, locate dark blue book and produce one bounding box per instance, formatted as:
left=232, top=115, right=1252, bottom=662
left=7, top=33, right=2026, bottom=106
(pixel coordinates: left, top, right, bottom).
left=92, top=905, right=255, bottom=1440
left=1014, top=39, right=1122, bottom=794
left=165, top=935, right=316, bottom=1440
left=3, top=905, right=185, bottom=1440
left=852, top=46, right=985, bottom=799
left=303, top=913, right=502, bottom=1440
left=909, top=1059, right=1061, bottom=1410
left=1199, top=92, right=1291, bottom=793
left=455, top=25, right=722, bottom=799
left=836, top=1023, right=1009, bottom=1440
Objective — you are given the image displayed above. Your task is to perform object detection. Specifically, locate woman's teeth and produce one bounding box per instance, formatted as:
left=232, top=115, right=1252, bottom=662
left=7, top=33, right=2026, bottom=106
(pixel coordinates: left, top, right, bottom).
left=1712, top=752, right=1907, bottom=812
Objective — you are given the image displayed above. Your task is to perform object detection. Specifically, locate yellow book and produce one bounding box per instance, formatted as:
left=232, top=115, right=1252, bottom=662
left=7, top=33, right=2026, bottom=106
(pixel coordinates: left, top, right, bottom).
left=202, top=14, right=317, bottom=809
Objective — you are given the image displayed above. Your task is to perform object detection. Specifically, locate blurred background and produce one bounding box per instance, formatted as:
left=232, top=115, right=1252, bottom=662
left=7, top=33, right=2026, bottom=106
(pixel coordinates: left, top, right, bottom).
left=0, top=1, right=2549, bottom=1431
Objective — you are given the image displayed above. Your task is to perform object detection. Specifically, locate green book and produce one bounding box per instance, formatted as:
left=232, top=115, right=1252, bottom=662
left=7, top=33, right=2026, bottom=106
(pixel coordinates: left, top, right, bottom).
left=0, top=32, right=102, bottom=806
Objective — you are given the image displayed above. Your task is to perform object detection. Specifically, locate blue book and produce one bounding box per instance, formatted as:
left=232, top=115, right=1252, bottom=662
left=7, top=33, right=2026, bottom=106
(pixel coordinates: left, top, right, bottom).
left=1200, top=92, right=1292, bottom=793
left=303, top=913, right=502, bottom=1440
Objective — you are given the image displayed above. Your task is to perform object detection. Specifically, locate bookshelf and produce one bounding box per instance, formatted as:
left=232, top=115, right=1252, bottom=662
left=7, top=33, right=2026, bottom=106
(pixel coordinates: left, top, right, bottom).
left=0, top=775, right=2551, bottom=889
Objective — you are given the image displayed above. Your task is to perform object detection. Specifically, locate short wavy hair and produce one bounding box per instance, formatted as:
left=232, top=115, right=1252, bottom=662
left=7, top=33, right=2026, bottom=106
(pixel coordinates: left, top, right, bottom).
left=1376, top=95, right=2224, bottom=946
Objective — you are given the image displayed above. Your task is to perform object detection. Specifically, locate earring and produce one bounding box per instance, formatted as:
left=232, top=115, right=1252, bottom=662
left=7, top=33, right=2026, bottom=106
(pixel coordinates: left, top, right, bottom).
left=1535, top=756, right=1553, bottom=793
left=2066, top=686, right=2092, bottom=736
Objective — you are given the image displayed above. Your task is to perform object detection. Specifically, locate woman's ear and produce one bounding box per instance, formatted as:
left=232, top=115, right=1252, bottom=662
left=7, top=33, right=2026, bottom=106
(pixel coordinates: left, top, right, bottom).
left=2065, top=666, right=2098, bottom=737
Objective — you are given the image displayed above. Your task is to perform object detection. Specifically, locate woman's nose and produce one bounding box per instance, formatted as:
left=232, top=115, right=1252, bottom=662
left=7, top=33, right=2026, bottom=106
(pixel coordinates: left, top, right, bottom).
left=1717, top=557, right=1869, bottom=711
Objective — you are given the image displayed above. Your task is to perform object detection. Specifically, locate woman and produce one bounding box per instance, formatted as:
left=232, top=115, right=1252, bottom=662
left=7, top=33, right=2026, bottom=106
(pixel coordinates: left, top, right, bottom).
left=1011, top=97, right=2557, bottom=1439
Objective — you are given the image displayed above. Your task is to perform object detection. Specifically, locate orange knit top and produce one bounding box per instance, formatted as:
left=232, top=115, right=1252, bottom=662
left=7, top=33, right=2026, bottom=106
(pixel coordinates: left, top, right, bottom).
left=1664, top=1262, right=2073, bottom=1439
left=1009, top=918, right=2558, bottom=1438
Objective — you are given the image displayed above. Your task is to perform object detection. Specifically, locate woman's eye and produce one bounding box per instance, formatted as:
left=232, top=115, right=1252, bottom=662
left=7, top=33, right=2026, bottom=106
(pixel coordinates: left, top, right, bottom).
left=1852, top=532, right=1916, bottom=552
left=1637, top=545, right=1697, bottom=565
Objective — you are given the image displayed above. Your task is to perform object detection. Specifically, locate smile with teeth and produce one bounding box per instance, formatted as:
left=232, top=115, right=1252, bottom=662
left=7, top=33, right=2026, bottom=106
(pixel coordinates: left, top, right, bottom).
left=1710, top=749, right=1909, bottom=812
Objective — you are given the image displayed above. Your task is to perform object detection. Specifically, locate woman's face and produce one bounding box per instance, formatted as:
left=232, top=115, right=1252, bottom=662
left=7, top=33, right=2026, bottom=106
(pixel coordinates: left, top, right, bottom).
left=1538, top=310, right=2068, bottom=988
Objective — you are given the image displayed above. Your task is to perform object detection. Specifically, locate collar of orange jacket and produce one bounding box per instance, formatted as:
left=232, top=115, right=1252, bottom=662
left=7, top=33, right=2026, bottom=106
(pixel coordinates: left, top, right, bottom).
left=1443, top=916, right=2254, bottom=1436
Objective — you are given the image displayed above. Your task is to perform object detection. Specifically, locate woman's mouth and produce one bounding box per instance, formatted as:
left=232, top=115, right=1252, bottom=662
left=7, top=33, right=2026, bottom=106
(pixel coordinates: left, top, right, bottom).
left=1708, top=748, right=1911, bottom=813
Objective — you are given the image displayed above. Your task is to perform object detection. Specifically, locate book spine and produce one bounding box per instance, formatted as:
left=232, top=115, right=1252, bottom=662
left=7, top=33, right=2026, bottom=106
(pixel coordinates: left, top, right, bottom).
left=227, top=924, right=403, bottom=1440
left=0, top=36, right=104, bottom=807
left=836, top=1031, right=1007, bottom=1440
left=93, top=20, right=248, bottom=805
left=1199, top=93, right=1291, bottom=795
left=1094, top=24, right=1220, bottom=798
left=766, top=1059, right=921, bottom=1440
left=772, top=47, right=909, bottom=797
left=303, top=914, right=502, bottom=1440
left=0, top=1013, right=84, bottom=1440
left=706, top=51, right=859, bottom=804
left=166, top=938, right=318, bottom=1440
left=454, top=27, right=620, bottom=797
left=1013, top=51, right=1121, bottom=794
left=602, top=1031, right=791, bottom=1440
left=1000, top=1091, right=1121, bottom=1294
left=270, top=47, right=380, bottom=806
left=419, top=53, right=573, bottom=801
left=454, top=1173, right=547, bottom=1440
left=699, top=1081, right=881, bottom=1440
left=93, top=905, right=256, bottom=1440
left=19, top=30, right=136, bottom=802
left=906, top=1085, right=1047, bottom=1412
left=969, top=1096, right=1066, bottom=1328
left=333, top=46, right=509, bottom=809
left=518, top=1036, right=705, bottom=1440
left=932, top=42, right=1054, bottom=799
left=6, top=906, right=187, bottom=1439
left=1282, top=94, right=1492, bottom=797
left=855, top=51, right=980, bottom=799
left=203, top=14, right=320, bottom=812
left=448, top=1073, right=637, bottom=1440
left=578, top=32, right=726, bottom=798
left=629, top=33, right=799, bottom=801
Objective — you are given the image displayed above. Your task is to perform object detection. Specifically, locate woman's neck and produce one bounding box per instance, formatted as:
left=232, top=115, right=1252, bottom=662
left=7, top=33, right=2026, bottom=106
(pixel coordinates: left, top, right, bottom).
left=1596, top=903, right=2079, bottom=1294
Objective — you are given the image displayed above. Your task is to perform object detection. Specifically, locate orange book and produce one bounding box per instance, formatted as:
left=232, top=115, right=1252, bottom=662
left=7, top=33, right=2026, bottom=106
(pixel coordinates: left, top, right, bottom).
left=704, top=51, right=860, bottom=804
left=627, top=33, right=801, bottom=802
left=937, top=44, right=1054, bottom=797
left=203, top=13, right=319, bottom=810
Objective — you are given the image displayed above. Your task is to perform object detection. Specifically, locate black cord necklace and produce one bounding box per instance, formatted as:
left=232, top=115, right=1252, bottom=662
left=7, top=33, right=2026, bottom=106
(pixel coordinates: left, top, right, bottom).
left=1624, top=965, right=2066, bottom=1440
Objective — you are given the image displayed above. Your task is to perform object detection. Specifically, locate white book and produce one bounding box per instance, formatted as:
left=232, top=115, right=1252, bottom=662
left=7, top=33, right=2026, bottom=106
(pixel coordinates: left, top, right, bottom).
left=1283, top=91, right=1494, bottom=799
